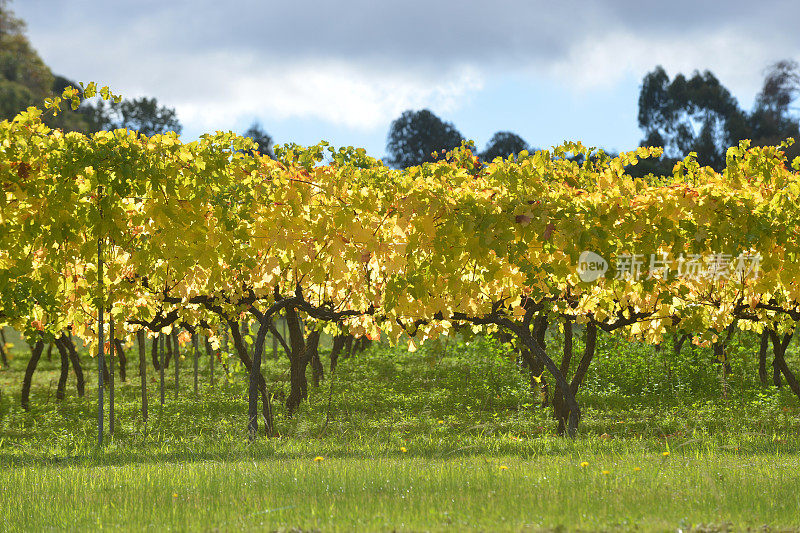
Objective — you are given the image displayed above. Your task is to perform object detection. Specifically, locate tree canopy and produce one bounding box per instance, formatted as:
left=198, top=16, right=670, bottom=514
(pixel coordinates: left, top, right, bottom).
left=81, top=96, right=182, bottom=136
left=386, top=109, right=464, bottom=168
left=637, top=66, right=748, bottom=171
left=635, top=62, right=800, bottom=176
left=0, top=2, right=115, bottom=133
left=243, top=121, right=274, bottom=158
left=0, top=1, right=52, bottom=121
left=480, top=131, right=530, bottom=161
left=748, top=60, right=800, bottom=156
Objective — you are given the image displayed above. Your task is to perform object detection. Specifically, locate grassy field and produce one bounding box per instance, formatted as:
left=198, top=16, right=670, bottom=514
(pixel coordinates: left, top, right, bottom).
left=1, top=330, right=799, bottom=531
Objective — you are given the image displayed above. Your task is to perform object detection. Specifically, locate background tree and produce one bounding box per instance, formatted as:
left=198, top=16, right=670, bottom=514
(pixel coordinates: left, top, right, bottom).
left=0, top=1, right=52, bottom=120
left=748, top=60, right=800, bottom=160
left=82, top=96, right=182, bottom=135
left=243, top=121, right=274, bottom=158
left=0, top=0, right=24, bottom=37
left=386, top=109, right=464, bottom=168
left=0, top=2, right=91, bottom=132
left=481, top=131, right=530, bottom=161
left=634, top=62, right=800, bottom=177
left=636, top=66, right=747, bottom=172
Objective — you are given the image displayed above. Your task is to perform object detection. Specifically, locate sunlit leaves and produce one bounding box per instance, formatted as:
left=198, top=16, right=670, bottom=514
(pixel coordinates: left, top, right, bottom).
left=4, top=82, right=800, bottom=354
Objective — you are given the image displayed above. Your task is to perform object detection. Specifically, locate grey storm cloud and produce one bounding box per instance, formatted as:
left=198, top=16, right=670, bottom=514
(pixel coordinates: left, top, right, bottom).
left=19, top=0, right=800, bottom=68
left=14, top=0, right=800, bottom=140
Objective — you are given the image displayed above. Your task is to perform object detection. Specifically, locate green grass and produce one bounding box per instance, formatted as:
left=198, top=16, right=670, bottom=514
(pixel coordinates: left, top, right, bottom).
left=4, top=450, right=800, bottom=531
left=1, top=331, right=800, bottom=531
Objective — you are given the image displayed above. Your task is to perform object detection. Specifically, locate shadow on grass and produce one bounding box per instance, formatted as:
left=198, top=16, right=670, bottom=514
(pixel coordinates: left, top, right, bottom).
left=2, top=429, right=799, bottom=469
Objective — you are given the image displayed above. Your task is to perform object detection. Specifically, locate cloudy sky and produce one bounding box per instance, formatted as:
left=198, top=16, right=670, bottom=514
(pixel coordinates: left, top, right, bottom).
left=15, top=0, right=800, bottom=159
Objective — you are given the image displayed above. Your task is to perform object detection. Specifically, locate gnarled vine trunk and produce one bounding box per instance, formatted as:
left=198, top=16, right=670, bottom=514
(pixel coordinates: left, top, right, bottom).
left=329, top=333, right=348, bottom=373
left=284, top=307, right=307, bottom=416
left=501, top=317, right=581, bottom=437
left=247, top=319, right=271, bottom=440
left=307, top=330, right=323, bottom=387
left=228, top=320, right=274, bottom=436
left=114, top=339, right=127, bottom=382
left=758, top=329, right=770, bottom=386
left=769, top=330, right=800, bottom=400
left=151, top=334, right=161, bottom=371
left=62, top=335, right=85, bottom=397
left=21, top=340, right=44, bottom=411
left=556, top=322, right=597, bottom=435
left=55, top=337, right=69, bottom=401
